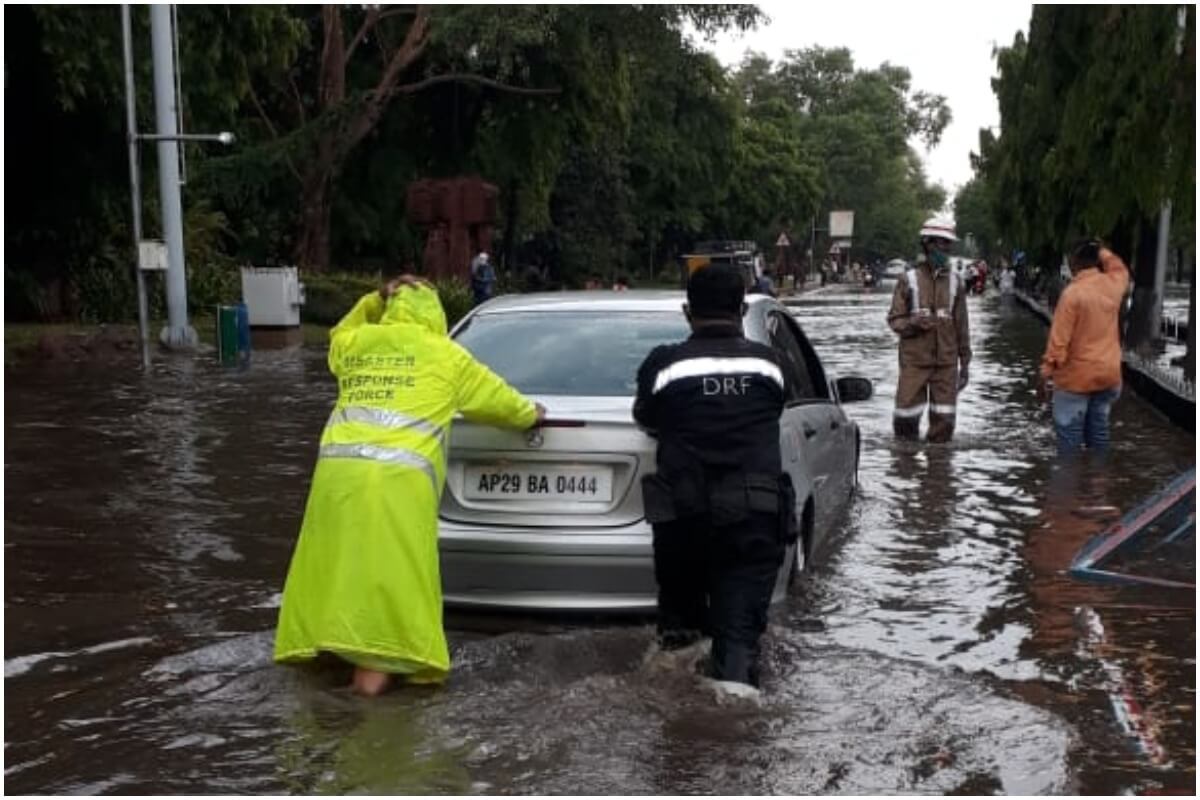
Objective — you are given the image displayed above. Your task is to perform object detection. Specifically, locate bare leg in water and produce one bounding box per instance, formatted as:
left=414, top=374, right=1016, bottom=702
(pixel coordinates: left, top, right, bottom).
left=352, top=667, right=392, bottom=697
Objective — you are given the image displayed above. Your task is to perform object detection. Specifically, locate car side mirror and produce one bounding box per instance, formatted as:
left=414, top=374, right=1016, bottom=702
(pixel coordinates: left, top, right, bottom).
left=835, top=376, right=873, bottom=403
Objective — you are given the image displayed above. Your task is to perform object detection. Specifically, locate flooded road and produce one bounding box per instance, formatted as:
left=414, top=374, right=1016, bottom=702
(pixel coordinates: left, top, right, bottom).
left=5, top=286, right=1195, bottom=794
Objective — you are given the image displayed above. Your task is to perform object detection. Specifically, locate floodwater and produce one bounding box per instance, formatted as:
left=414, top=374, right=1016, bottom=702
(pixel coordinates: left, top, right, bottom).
left=5, top=286, right=1195, bottom=794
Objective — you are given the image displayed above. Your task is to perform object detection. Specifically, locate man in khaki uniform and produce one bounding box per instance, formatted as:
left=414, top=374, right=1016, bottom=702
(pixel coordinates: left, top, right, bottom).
left=886, top=216, right=971, bottom=442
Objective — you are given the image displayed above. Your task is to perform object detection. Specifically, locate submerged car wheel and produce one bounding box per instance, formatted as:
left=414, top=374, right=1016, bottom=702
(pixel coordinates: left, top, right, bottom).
left=787, top=537, right=806, bottom=591
left=787, top=505, right=813, bottom=590
left=853, top=430, right=861, bottom=491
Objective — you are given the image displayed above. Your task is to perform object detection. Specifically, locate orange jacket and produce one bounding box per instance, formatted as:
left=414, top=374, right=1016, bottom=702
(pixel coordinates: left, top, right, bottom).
left=1039, top=250, right=1130, bottom=393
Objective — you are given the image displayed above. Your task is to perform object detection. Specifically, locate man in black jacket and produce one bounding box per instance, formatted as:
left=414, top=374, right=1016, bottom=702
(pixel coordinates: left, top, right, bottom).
left=633, top=264, right=791, bottom=688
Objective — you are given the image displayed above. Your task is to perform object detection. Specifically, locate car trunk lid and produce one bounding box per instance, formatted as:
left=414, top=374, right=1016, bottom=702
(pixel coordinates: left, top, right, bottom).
left=440, top=395, right=655, bottom=529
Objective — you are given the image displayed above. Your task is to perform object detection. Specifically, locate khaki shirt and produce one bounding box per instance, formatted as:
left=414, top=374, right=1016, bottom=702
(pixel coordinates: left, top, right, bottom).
left=887, top=261, right=972, bottom=368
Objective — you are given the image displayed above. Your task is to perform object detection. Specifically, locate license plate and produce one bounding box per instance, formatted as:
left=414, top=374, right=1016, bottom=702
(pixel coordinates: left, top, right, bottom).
left=463, top=464, right=614, bottom=502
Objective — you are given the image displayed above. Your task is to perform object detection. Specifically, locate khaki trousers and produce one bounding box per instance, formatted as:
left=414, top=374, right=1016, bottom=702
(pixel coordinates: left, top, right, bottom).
left=893, top=364, right=959, bottom=442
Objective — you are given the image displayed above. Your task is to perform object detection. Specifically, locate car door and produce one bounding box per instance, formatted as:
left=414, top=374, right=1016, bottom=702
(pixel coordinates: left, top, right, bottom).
left=767, top=310, right=839, bottom=537
left=786, top=315, right=856, bottom=499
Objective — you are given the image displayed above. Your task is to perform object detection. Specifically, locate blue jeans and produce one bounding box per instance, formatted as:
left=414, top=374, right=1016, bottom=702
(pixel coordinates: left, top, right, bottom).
left=1052, top=386, right=1120, bottom=454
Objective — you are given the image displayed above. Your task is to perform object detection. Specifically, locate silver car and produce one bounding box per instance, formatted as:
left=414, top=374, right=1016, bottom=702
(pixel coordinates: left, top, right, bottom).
left=438, top=291, right=871, bottom=612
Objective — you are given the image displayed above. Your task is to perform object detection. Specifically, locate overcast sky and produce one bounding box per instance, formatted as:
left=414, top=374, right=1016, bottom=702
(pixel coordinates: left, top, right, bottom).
left=696, top=1, right=1033, bottom=199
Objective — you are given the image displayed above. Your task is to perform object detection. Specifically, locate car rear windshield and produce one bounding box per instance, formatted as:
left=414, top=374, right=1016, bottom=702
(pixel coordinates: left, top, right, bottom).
left=453, top=310, right=689, bottom=396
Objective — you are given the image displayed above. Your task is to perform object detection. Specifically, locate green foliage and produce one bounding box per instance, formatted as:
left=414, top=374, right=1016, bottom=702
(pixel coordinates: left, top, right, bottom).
left=953, top=177, right=998, bottom=259
left=727, top=48, right=950, bottom=261
left=187, top=263, right=242, bottom=312
left=721, top=102, right=821, bottom=243
left=183, top=204, right=242, bottom=311
left=548, top=141, right=638, bottom=279
left=297, top=271, right=473, bottom=330
left=299, top=272, right=381, bottom=326
left=75, top=264, right=140, bottom=324
left=980, top=6, right=1195, bottom=259
left=11, top=3, right=962, bottom=316
left=432, top=278, right=475, bottom=329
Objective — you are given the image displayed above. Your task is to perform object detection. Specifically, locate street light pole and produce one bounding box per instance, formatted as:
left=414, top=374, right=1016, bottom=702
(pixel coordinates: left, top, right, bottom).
left=150, top=4, right=197, bottom=349
left=121, top=4, right=152, bottom=369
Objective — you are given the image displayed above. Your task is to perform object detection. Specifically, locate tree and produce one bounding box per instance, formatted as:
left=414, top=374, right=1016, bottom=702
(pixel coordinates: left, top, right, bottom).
left=718, top=98, right=822, bottom=246
left=727, top=48, right=950, bottom=261
left=982, top=6, right=1195, bottom=347
left=12, top=5, right=975, bottom=315
left=459, top=5, right=761, bottom=282
left=8, top=5, right=305, bottom=319
left=626, top=45, right=739, bottom=275
left=244, top=5, right=572, bottom=270
left=954, top=177, right=998, bottom=259
left=267, top=2, right=758, bottom=272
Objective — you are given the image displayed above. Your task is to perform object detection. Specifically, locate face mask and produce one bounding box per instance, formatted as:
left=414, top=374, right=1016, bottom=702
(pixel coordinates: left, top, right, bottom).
left=928, top=249, right=948, bottom=268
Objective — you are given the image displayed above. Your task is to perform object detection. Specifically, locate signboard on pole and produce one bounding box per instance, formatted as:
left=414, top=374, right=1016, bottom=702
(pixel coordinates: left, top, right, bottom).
left=138, top=240, right=168, bottom=271
left=775, top=232, right=791, bottom=247
left=829, top=210, right=855, bottom=238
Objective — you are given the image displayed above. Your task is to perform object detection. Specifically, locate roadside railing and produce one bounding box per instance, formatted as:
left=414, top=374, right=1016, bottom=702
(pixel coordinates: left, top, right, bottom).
left=1122, top=350, right=1195, bottom=402
left=1160, top=313, right=1189, bottom=344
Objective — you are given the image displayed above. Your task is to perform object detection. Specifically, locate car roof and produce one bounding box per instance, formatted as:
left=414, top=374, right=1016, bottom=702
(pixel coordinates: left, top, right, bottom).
left=471, top=290, right=776, bottom=315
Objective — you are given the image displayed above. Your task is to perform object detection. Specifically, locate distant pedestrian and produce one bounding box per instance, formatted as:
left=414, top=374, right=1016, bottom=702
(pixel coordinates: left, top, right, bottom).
left=751, top=265, right=777, bottom=297
left=470, top=251, right=496, bottom=305
left=1038, top=240, right=1130, bottom=454
left=999, top=264, right=1016, bottom=296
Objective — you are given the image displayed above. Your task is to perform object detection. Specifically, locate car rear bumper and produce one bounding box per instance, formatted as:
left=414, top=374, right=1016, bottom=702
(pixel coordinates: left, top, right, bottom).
left=437, top=519, right=657, bottom=612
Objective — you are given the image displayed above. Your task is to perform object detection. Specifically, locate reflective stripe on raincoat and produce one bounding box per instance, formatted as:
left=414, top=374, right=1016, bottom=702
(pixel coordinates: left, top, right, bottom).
left=274, top=285, right=536, bottom=681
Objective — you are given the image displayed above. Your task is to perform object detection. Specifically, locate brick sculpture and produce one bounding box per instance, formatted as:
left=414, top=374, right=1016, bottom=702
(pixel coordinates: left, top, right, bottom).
left=406, top=177, right=500, bottom=281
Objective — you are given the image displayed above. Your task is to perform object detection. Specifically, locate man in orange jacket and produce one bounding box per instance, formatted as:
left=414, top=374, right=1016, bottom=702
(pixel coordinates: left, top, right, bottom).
left=1038, top=240, right=1130, bottom=454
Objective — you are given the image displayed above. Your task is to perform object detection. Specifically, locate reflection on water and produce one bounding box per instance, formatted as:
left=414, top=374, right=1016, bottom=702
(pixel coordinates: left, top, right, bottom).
left=5, top=289, right=1194, bottom=794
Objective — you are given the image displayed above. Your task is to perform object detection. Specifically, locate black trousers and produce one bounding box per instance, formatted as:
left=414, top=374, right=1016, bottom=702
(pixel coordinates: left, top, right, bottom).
left=652, top=511, right=785, bottom=686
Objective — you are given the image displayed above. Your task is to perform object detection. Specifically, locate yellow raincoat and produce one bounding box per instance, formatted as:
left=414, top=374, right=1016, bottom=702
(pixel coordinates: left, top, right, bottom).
left=274, top=285, right=536, bottom=682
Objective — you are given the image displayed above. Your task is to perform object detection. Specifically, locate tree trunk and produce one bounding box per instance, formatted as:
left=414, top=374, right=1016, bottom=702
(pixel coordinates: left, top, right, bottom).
left=292, top=6, right=346, bottom=271
left=501, top=180, right=519, bottom=279
left=291, top=5, right=431, bottom=270
left=647, top=229, right=655, bottom=284
left=296, top=166, right=334, bottom=270
left=1036, top=244, right=1061, bottom=308
left=1125, top=216, right=1163, bottom=351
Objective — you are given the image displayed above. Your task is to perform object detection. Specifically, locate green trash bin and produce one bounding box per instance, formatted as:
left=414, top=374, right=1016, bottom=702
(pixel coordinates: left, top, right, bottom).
left=216, top=304, right=241, bottom=364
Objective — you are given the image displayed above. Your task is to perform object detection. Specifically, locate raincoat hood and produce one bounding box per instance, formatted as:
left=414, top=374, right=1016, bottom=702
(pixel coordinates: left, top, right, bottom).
left=382, top=284, right=448, bottom=336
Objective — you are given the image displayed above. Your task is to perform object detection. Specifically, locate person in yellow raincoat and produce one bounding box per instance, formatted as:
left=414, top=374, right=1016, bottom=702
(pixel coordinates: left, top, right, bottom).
left=274, top=276, right=544, bottom=696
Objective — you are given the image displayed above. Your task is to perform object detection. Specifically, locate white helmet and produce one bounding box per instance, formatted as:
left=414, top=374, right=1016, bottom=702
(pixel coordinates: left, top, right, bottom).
left=919, top=216, right=958, bottom=242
